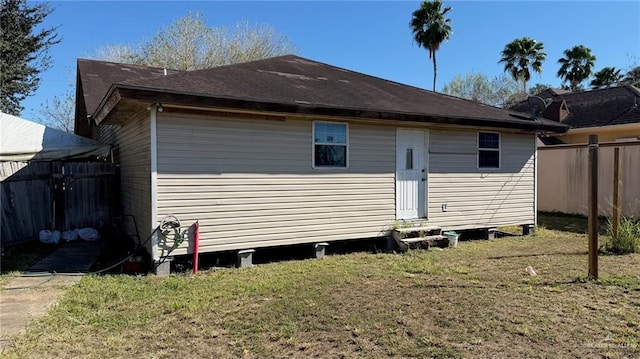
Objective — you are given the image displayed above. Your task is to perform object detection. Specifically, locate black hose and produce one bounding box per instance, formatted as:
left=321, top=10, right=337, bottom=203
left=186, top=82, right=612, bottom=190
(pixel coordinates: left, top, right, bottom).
left=1, top=275, right=56, bottom=291
left=2, top=215, right=192, bottom=291
left=1, top=224, right=164, bottom=291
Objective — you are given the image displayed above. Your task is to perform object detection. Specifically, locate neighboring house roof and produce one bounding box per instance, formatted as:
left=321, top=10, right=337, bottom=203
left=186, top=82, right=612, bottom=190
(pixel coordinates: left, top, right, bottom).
left=538, top=136, right=566, bottom=146
left=76, top=55, right=568, bottom=134
left=510, top=85, right=640, bottom=129
left=535, top=88, right=571, bottom=98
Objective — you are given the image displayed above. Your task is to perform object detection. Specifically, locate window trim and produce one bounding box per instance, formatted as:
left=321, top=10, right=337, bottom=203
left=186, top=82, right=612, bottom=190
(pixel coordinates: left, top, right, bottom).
left=477, top=131, right=501, bottom=169
left=312, top=121, right=349, bottom=169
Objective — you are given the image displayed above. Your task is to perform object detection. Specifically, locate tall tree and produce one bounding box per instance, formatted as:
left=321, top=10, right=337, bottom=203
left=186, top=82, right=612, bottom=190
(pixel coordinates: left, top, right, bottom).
left=0, top=0, right=60, bottom=115
left=557, top=45, right=596, bottom=91
left=527, top=83, right=554, bottom=96
left=42, top=12, right=295, bottom=132
left=410, top=0, right=452, bottom=92
left=622, top=66, right=640, bottom=87
left=498, top=37, right=546, bottom=93
left=441, top=72, right=520, bottom=107
left=95, top=13, right=295, bottom=70
left=590, top=67, right=623, bottom=89
left=39, top=89, right=74, bottom=132
left=92, top=44, right=141, bottom=65
left=504, top=83, right=554, bottom=108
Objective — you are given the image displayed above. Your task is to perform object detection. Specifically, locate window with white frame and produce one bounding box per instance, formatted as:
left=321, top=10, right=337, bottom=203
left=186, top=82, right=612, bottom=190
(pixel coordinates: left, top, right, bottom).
left=478, top=132, right=500, bottom=168
left=313, top=122, right=347, bottom=168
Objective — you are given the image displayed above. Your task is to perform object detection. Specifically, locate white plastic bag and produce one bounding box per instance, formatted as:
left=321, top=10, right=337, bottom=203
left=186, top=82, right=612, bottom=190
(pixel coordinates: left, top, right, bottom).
left=525, top=266, right=537, bottom=276
left=39, top=230, right=61, bottom=244
left=62, top=229, right=79, bottom=242
left=78, top=227, right=100, bottom=241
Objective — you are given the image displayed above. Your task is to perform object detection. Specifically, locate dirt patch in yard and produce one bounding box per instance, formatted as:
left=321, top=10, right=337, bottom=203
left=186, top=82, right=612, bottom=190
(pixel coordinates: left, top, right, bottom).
left=0, top=275, right=80, bottom=350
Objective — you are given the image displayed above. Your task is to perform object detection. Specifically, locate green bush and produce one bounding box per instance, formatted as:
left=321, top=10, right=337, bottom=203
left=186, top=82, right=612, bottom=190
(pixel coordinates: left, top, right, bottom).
left=603, top=217, right=640, bottom=254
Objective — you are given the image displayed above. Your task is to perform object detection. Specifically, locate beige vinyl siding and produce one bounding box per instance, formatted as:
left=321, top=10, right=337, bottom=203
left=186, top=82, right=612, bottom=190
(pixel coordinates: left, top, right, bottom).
left=427, top=129, right=535, bottom=229
left=156, top=114, right=395, bottom=255
left=97, top=113, right=152, bottom=251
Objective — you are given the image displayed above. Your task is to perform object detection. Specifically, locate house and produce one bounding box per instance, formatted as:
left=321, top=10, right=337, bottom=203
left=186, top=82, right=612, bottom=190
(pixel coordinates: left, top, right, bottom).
left=509, top=86, right=640, bottom=218
left=74, top=55, right=568, bottom=271
left=511, top=85, right=640, bottom=144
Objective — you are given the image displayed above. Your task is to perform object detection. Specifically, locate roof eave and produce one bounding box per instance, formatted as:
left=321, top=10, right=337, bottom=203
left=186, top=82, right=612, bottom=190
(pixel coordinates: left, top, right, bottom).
left=93, top=84, right=121, bottom=125
left=97, top=85, right=569, bottom=133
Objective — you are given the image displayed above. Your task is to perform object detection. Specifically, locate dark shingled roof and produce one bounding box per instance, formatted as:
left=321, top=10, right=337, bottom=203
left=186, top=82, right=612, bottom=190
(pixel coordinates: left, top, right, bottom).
left=77, top=55, right=568, bottom=133
left=75, top=59, right=182, bottom=136
left=536, top=88, right=571, bottom=98
left=510, top=85, right=640, bottom=129
left=77, top=59, right=182, bottom=118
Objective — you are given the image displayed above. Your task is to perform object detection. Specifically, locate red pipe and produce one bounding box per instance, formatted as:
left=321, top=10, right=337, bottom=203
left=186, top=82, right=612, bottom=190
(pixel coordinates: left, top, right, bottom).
left=193, top=221, right=199, bottom=274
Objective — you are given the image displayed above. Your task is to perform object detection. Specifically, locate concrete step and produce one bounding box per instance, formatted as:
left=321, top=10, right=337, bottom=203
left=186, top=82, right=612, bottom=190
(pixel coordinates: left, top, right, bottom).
left=393, top=225, right=441, bottom=234
left=399, top=235, right=447, bottom=244
left=394, top=234, right=449, bottom=252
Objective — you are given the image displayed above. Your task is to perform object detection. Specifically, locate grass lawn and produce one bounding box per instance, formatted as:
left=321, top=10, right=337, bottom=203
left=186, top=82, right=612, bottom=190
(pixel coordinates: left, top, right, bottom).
left=2, top=215, right=639, bottom=358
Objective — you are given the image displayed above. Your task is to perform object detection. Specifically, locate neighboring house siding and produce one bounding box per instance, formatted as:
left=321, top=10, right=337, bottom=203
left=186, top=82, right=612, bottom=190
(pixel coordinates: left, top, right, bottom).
left=427, top=130, right=535, bottom=229
left=97, top=113, right=152, bottom=251
left=560, top=126, right=640, bottom=144
left=155, top=113, right=396, bottom=255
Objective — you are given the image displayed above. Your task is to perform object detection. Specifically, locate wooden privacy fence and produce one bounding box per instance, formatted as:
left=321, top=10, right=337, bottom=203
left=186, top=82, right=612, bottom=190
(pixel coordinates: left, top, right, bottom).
left=0, top=161, right=118, bottom=247
left=538, top=142, right=640, bottom=218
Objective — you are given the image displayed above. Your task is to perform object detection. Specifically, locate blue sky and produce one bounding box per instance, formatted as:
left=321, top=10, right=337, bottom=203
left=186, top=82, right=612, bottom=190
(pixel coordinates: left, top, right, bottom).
left=21, top=0, right=640, bottom=120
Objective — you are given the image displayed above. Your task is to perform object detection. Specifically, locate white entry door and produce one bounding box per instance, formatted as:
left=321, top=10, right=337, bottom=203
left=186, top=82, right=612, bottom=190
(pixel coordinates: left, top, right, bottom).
left=396, top=129, right=427, bottom=219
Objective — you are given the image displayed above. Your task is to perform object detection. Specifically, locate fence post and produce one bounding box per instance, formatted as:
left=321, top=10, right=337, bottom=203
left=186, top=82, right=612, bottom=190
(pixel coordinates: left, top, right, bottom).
left=588, top=135, right=599, bottom=280
left=612, top=147, right=622, bottom=241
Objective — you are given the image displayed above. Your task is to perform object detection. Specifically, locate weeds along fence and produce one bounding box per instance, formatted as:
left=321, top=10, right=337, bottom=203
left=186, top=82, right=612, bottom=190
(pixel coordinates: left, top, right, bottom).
left=0, top=161, right=118, bottom=247
left=538, top=141, right=640, bottom=218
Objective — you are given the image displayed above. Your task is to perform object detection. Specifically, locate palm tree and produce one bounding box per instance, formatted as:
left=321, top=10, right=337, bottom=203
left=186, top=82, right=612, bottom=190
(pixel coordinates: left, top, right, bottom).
left=557, top=45, right=596, bottom=91
left=590, top=67, right=623, bottom=89
left=498, top=37, right=546, bottom=93
left=622, top=66, right=640, bottom=87
left=410, top=0, right=452, bottom=91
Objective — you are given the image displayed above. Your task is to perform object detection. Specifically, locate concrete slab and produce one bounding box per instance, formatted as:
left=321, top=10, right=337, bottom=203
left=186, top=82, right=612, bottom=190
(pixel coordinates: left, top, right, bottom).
left=237, top=249, right=255, bottom=268
left=29, top=240, right=109, bottom=273
left=313, top=242, right=329, bottom=259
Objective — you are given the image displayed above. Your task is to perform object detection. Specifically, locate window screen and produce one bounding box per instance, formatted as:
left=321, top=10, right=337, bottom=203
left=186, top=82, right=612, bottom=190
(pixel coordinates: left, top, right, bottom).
left=478, top=132, right=500, bottom=168
left=314, top=122, right=347, bottom=167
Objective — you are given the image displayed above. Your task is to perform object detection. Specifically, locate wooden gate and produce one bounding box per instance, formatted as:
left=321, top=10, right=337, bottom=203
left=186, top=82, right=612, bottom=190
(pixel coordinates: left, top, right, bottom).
left=0, top=161, right=118, bottom=247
